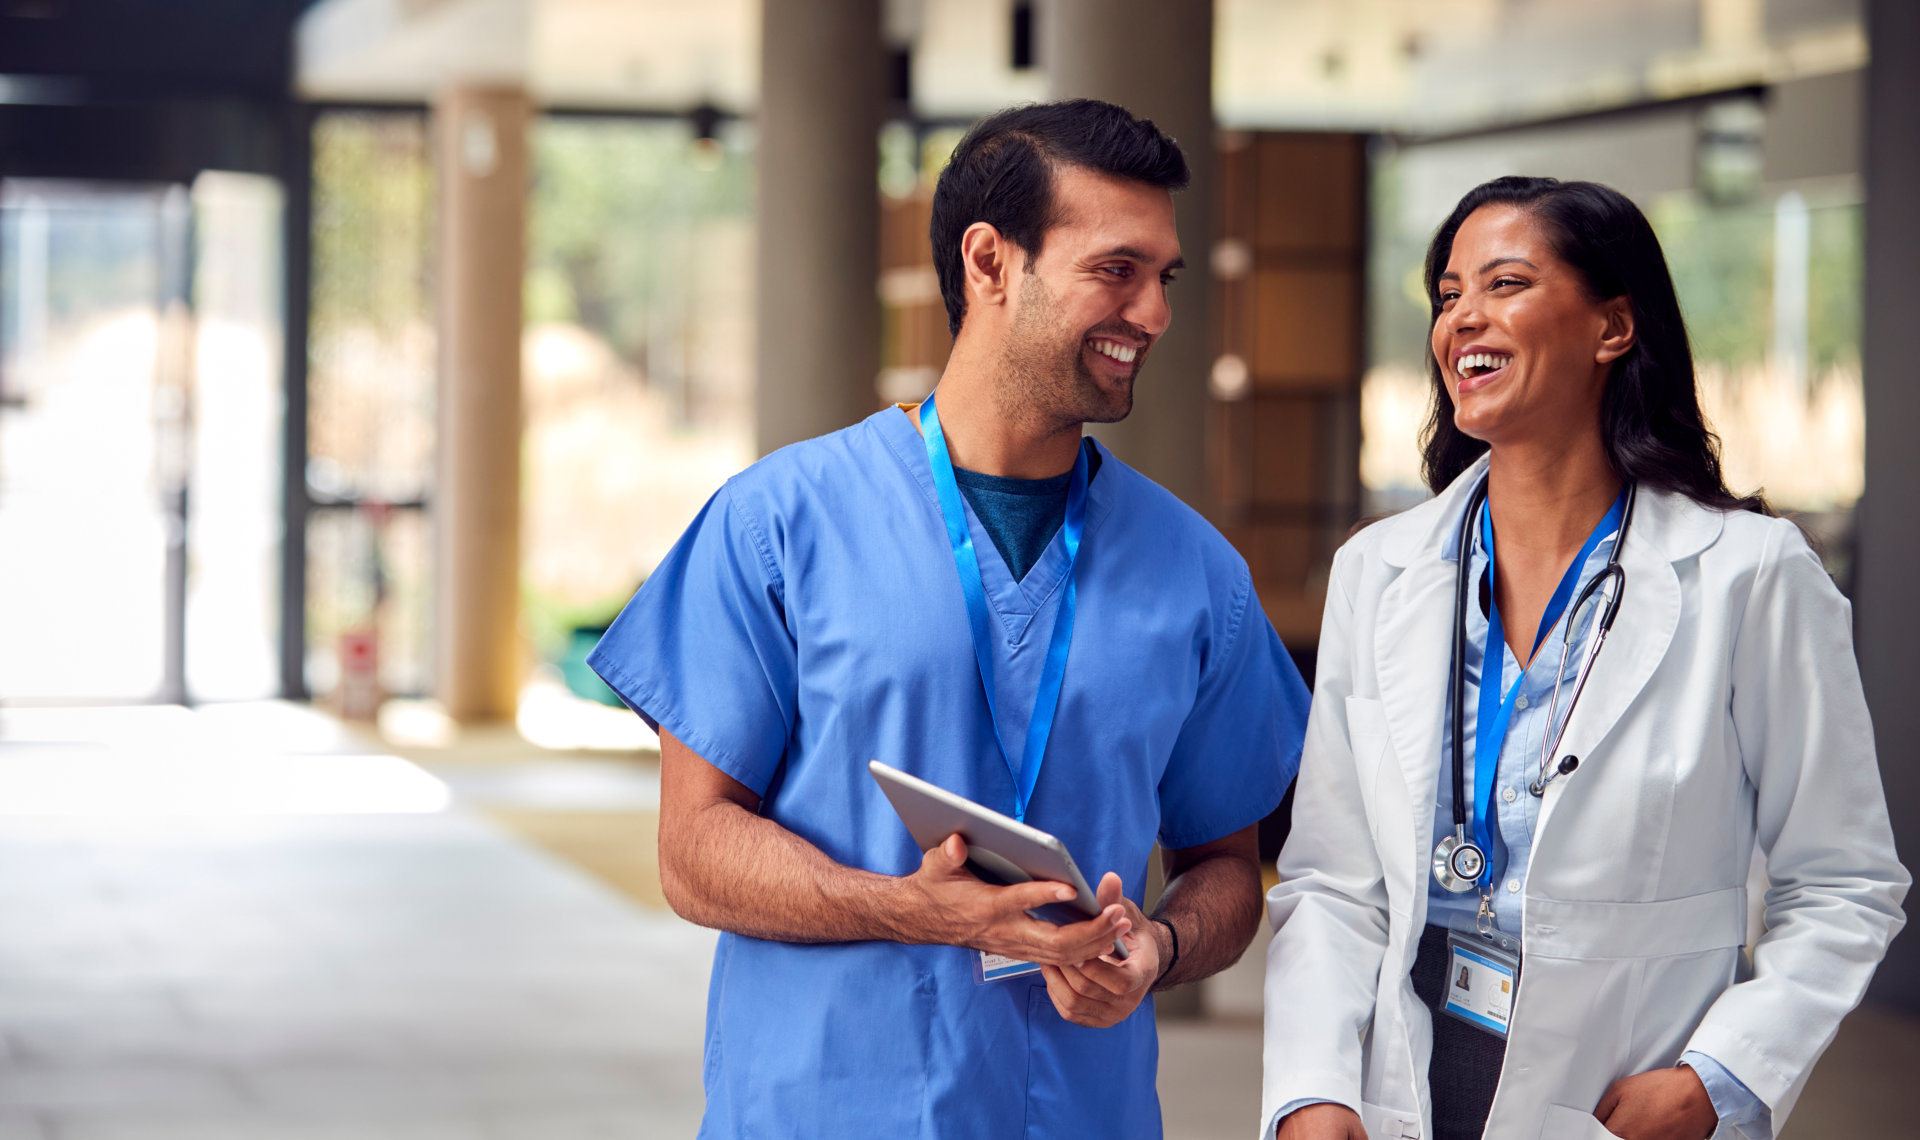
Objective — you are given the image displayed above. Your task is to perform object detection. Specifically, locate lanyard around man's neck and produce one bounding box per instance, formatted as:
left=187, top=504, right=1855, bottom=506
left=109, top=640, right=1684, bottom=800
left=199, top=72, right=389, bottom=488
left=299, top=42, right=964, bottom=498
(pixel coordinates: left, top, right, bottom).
left=918, top=394, right=1089, bottom=822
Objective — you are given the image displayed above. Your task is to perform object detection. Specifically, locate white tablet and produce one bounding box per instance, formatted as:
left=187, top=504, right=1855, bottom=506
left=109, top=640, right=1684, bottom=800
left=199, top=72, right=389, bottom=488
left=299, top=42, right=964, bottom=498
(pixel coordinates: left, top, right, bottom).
left=868, top=760, right=1128, bottom=960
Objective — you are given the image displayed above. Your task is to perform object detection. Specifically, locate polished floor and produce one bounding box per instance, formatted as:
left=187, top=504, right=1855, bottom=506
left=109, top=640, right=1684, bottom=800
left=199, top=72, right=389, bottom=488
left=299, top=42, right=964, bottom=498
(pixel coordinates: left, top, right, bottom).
left=0, top=701, right=1908, bottom=1139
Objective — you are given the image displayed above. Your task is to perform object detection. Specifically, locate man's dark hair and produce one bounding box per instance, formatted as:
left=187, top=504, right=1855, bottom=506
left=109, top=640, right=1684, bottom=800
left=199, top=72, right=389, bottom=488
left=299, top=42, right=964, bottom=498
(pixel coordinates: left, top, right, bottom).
left=930, top=99, right=1189, bottom=336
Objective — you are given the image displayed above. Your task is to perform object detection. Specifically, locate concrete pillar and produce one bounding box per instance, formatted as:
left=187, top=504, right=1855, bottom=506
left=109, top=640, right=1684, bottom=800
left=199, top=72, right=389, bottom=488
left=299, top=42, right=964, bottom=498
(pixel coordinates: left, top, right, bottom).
left=1859, top=0, right=1920, bottom=1012
left=754, top=0, right=884, bottom=455
left=1045, top=0, right=1215, bottom=512
left=433, top=85, right=529, bottom=723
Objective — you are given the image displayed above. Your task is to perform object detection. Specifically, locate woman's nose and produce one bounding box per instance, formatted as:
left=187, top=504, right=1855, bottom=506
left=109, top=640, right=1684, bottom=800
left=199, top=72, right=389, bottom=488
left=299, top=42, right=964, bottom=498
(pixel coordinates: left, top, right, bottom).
left=1442, top=294, right=1484, bottom=337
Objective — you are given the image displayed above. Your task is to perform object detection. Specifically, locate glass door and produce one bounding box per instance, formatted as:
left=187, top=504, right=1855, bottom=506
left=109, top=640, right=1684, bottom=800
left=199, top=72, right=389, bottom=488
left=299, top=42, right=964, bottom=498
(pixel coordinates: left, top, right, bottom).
left=0, top=180, right=189, bottom=702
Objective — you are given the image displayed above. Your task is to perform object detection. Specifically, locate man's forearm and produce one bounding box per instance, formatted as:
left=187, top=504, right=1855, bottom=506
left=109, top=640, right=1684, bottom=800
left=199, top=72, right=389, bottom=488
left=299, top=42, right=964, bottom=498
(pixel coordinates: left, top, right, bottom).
left=1150, top=848, right=1264, bottom=990
left=657, top=730, right=1133, bottom=963
left=663, top=794, right=919, bottom=943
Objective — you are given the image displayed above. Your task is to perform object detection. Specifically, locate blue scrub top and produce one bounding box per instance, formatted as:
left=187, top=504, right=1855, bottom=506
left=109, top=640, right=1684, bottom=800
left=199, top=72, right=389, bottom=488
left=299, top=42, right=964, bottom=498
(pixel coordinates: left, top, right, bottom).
left=590, top=406, right=1309, bottom=1140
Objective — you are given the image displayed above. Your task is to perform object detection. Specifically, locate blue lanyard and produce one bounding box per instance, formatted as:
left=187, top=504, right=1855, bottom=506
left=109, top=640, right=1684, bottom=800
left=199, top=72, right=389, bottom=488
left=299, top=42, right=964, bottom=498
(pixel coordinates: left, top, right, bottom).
left=1470, top=488, right=1626, bottom=888
left=918, top=395, right=1089, bottom=822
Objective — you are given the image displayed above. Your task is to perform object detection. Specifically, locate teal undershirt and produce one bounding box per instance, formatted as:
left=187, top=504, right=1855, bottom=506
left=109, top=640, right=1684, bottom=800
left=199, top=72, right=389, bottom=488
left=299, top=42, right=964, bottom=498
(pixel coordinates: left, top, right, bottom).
left=953, top=449, right=1103, bottom=583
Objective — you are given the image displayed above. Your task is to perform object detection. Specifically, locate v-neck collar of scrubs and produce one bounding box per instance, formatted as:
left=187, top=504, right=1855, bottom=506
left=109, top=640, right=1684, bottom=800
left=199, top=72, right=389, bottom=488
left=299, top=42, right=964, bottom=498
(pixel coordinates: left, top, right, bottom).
left=876, top=404, right=1117, bottom=640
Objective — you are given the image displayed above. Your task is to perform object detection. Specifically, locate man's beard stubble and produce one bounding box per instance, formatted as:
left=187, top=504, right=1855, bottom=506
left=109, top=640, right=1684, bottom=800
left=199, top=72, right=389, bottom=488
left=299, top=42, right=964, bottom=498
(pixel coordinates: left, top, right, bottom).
left=996, top=271, right=1138, bottom=430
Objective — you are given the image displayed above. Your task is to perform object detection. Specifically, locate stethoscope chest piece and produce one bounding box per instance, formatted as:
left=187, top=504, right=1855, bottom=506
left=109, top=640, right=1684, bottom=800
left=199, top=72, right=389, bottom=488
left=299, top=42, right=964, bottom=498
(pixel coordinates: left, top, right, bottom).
left=1432, top=831, right=1487, bottom=893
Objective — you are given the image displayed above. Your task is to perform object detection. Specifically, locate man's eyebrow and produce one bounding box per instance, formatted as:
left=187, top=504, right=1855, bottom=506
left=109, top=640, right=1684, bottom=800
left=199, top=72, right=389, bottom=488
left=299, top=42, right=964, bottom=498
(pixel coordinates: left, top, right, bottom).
left=1437, top=256, right=1537, bottom=284
left=1091, top=245, right=1184, bottom=270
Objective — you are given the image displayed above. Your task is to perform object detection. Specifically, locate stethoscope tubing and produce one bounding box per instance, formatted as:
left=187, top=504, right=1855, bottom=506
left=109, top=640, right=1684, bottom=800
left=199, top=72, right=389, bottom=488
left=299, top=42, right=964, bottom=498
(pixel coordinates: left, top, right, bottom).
left=1448, top=480, right=1487, bottom=835
left=1447, top=479, right=1637, bottom=825
left=1529, top=538, right=1630, bottom=795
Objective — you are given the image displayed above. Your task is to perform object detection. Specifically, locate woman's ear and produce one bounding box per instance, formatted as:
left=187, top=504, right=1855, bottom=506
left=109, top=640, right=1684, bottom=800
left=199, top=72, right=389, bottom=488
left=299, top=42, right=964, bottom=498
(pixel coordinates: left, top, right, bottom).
left=1596, top=296, right=1636, bottom=365
left=960, top=221, right=1012, bottom=314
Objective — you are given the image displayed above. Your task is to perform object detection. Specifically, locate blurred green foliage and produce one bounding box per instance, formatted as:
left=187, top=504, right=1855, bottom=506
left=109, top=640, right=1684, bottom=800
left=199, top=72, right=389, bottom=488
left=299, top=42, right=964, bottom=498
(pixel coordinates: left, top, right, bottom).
left=525, top=118, right=753, bottom=368
left=310, top=113, right=433, bottom=339
left=1648, top=195, right=1773, bottom=368
left=1650, top=195, right=1861, bottom=373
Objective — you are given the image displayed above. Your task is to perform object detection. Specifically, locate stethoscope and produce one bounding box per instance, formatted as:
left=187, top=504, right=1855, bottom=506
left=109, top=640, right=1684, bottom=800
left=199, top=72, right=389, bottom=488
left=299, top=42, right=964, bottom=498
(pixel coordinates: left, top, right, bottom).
left=1432, top=476, right=1638, bottom=897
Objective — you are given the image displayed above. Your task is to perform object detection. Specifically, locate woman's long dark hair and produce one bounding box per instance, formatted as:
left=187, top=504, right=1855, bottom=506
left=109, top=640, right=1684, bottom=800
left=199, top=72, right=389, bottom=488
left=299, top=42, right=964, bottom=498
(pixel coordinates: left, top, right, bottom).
left=1419, top=176, right=1768, bottom=514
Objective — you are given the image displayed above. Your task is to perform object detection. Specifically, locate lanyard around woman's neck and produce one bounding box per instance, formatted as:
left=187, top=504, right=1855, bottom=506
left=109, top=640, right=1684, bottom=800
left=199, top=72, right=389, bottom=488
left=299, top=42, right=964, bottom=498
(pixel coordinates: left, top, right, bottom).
left=1465, top=488, right=1627, bottom=888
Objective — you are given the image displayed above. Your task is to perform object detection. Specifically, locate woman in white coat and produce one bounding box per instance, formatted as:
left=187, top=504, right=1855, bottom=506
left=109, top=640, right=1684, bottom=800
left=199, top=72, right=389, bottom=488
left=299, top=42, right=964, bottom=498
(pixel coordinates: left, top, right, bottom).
left=1262, top=176, right=1908, bottom=1140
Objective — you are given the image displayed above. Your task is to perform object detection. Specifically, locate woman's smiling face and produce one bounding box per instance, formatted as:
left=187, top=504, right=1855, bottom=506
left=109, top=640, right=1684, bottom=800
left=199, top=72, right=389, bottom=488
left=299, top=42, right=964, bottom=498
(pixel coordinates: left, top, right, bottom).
left=1430, top=204, right=1632, bottom=449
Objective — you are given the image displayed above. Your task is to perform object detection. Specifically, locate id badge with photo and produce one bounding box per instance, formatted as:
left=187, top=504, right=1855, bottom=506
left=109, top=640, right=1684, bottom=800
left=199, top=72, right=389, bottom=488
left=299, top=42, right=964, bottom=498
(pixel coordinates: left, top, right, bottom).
left=977, top=951, right=1042, bottom=983
left=1441, top=930, right=1520, bottom=1037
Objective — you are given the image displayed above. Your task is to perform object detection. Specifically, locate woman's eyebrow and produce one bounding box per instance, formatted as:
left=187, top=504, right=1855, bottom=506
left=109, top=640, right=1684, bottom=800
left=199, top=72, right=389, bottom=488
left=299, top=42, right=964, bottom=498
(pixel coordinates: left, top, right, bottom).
left=1438, top=256, right=1539, bottom=284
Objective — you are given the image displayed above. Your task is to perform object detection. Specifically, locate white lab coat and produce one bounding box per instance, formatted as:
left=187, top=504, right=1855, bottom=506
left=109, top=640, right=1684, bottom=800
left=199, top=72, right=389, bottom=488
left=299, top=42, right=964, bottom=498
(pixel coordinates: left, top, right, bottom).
left=1261, top=456, right=1909, bottom=1140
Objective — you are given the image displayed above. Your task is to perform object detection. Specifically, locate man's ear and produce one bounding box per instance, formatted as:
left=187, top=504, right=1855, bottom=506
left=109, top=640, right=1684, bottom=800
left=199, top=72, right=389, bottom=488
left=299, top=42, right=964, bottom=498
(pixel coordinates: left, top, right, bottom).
left=1595, top=295, right=1636, bottom=365
left=961, top=221, right=1014, bottom=315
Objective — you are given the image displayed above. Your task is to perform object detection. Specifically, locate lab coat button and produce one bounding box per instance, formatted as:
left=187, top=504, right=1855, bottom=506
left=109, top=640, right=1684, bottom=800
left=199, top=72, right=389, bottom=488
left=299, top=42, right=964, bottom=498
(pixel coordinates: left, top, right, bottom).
left=1507, top=878, right=1521, bottom=893
left=1503, top=786, right=1518, bottom=803
left=1516, top=695, right=1529, bottom=709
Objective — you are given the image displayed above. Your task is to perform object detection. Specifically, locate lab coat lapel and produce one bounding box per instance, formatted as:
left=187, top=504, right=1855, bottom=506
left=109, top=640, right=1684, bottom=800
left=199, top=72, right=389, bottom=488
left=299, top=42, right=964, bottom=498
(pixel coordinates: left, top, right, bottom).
left=1373, top=464, right=1484, bottom=893
left=1373, top=555, right=1453, bottom=895
left=1535, top=489, right=1719, bottom=830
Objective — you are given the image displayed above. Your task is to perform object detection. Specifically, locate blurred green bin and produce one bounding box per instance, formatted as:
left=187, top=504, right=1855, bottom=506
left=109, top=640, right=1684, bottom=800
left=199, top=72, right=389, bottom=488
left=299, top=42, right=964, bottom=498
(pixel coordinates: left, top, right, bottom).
left=559, top=625, right=626, bottom=707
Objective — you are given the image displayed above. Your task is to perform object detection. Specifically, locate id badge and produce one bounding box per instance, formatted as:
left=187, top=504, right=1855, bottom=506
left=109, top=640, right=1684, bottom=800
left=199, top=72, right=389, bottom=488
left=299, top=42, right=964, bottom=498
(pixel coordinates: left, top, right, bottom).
left=977, top=951, right=1042, bottom=983
left=1441, top=930, right=1519, bottom=1037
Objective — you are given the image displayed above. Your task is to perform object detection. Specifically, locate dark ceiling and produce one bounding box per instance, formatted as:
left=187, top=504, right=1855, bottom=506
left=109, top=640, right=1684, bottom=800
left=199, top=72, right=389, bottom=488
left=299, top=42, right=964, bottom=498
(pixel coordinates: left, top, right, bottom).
left=0, top=0, right=324, bottom=181
left=0, top=0, right=318, bottom=101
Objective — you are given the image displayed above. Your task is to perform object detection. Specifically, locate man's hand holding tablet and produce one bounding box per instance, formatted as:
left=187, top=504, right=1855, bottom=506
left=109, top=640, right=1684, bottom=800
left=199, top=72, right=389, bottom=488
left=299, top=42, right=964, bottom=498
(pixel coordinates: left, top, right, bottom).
left=893, top=831, right=1134, bottom=968
left=869, top=761, right=1148, bottom=994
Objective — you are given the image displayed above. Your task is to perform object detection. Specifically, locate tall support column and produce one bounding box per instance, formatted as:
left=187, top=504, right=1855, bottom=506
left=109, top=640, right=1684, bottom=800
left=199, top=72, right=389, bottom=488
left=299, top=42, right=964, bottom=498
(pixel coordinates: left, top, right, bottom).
left=433, top=85, right=530, bottom=723
left=755, top=0, right=884, bottom=456
left=1860, top=0, right=1920, bottom=1012
left=280, top=102, right=313, bottom=701
left=1045, top=0, right=1214, bottom=511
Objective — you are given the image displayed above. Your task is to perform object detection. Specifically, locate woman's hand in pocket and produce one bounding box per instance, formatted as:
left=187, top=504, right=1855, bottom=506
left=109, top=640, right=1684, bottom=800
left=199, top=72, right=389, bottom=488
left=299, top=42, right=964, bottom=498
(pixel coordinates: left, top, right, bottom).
left=1274, top=1102, right=1367, bottom=1140
left=1594, top=1067, right=1718, bottom=1140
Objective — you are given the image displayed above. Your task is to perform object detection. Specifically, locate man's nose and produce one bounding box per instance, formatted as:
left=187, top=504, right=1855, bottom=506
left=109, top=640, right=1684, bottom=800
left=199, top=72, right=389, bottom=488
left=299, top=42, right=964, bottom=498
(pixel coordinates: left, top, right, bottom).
left=1125, top=281, right=1173, bottom=339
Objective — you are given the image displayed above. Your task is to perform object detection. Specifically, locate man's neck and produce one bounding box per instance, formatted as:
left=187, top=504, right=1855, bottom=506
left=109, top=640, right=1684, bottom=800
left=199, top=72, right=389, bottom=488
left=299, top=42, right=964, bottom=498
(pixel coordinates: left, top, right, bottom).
left=928, top=348, right=1082, bottom=479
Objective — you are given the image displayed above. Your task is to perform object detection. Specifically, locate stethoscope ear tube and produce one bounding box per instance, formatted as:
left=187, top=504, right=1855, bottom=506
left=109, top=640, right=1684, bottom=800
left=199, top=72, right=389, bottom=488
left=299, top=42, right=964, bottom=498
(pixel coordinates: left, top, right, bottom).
left=1527, top=482, right=1635, bottom=796
left=1530, top=754, right=1582, bottom=796
left=1440, top=479, right=1636, bottom=868
left=1446, top=479, right=1490, bottom=834
left=1436, top=479, right=1491, bottom=894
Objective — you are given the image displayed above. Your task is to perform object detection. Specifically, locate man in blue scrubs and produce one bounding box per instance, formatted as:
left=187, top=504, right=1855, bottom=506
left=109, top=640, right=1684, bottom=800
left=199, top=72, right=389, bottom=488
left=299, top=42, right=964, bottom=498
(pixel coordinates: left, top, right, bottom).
left=590, top=100, right=1310, bottom=1139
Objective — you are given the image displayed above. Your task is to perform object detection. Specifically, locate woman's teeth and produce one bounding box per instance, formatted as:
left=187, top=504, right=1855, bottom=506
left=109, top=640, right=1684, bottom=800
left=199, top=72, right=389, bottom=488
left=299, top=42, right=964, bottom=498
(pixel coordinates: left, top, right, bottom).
left=1457, top=352, right=1511, bottom=379
left=1091, top=340, right=1138, bottom=364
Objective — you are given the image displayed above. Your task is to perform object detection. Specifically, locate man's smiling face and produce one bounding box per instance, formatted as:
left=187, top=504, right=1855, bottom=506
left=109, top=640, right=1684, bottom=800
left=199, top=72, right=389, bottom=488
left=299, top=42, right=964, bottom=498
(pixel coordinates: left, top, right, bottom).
left=997, top=163, right=1183, bottom=425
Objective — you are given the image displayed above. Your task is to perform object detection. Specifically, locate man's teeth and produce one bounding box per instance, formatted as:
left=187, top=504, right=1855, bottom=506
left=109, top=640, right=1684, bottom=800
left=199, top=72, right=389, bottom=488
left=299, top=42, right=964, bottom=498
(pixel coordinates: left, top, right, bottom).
left=1091, top=340, right=1138, bottom=364
left=1456, top=352, right=1512, bottom=379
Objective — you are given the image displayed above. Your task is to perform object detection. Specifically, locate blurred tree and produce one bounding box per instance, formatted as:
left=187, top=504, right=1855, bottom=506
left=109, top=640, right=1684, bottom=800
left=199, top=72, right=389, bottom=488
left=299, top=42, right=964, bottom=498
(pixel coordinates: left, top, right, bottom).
left=526, top=119, right=753, bottom=377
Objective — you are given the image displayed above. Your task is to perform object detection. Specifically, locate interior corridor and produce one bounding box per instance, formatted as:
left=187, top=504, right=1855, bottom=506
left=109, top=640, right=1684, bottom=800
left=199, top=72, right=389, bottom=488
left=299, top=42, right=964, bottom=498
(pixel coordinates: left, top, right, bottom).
left=0, top=703, right=1910, bottom=1138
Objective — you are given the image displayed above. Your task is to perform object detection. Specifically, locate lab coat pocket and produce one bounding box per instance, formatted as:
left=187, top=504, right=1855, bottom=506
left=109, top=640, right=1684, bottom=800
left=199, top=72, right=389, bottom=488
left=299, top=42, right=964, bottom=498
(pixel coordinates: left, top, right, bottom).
left=1540, top=1103, right=1621, bottom=1140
